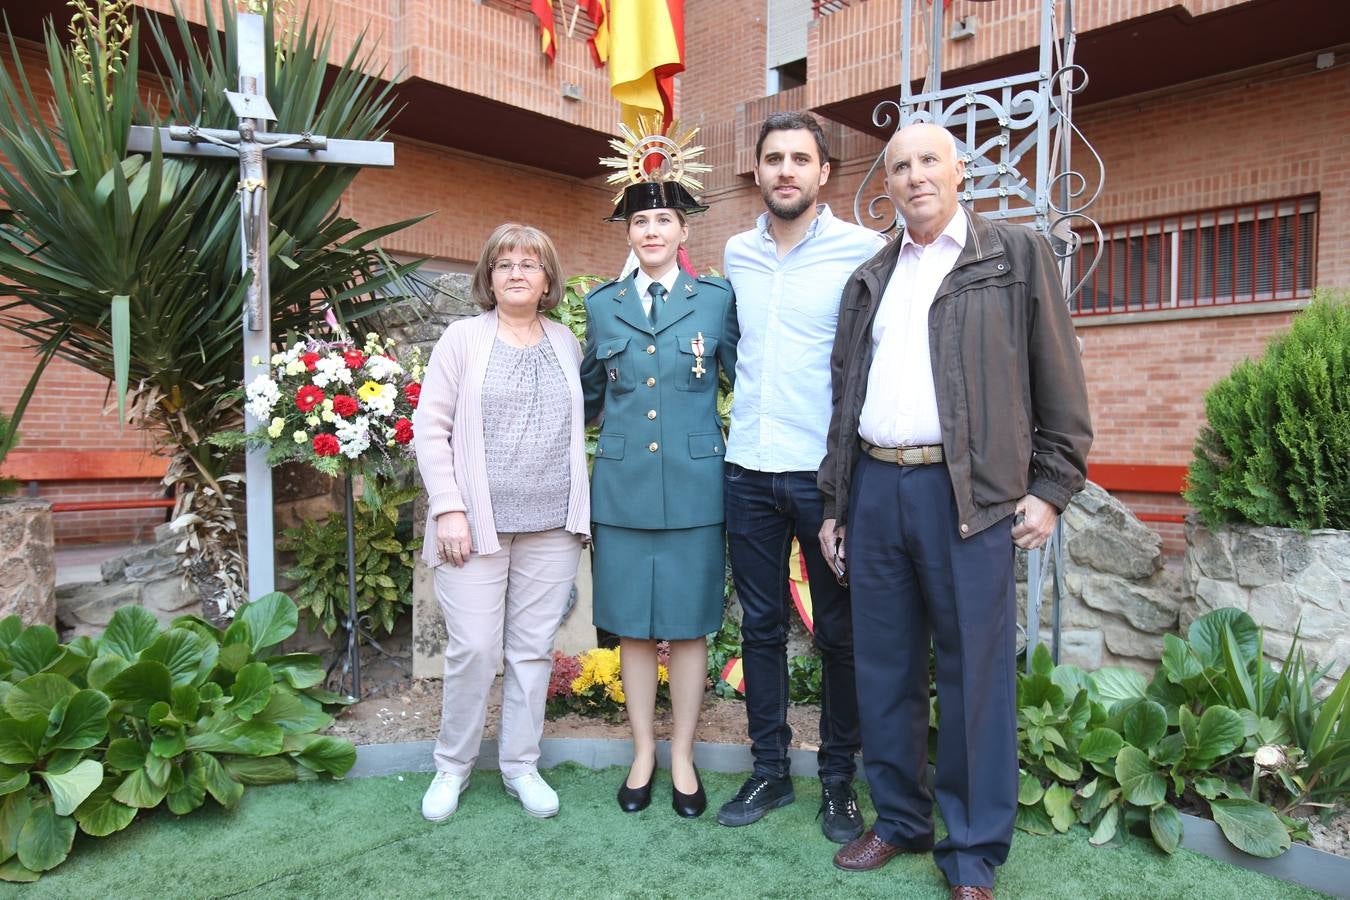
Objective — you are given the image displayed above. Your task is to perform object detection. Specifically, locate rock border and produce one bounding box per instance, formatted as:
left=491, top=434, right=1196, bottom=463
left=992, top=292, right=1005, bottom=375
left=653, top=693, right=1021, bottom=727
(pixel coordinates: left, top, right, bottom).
left=350, top=739, right=1350, bottom=898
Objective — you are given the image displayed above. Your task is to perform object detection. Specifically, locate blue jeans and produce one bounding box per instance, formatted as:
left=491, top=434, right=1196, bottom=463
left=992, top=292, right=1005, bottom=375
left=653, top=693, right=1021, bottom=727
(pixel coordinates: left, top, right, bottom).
left=724, top=464, right=860, bottom=781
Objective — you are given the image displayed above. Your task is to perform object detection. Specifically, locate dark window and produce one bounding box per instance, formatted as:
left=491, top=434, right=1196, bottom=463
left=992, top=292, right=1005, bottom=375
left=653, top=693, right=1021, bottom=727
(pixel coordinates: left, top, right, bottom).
left=774, top=58, right=807, bottom=91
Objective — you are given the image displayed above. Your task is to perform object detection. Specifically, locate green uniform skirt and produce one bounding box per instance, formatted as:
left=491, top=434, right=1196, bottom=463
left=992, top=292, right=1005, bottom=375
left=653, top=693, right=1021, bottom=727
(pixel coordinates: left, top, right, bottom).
left=591, top=523, right=725, bottom=640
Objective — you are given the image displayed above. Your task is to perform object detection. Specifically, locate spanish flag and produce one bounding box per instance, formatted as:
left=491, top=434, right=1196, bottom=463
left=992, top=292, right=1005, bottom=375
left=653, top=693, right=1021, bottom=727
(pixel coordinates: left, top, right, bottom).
left=532, top=0, right=557, bottom=62
left=605, top=0, right=685, bottom=131
left=582, top=0, right=609, bottom=67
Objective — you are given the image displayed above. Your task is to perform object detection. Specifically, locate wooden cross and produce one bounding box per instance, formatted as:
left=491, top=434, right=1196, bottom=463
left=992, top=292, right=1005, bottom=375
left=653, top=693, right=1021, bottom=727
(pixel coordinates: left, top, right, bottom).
left=126, top=13, right=393, bottom=606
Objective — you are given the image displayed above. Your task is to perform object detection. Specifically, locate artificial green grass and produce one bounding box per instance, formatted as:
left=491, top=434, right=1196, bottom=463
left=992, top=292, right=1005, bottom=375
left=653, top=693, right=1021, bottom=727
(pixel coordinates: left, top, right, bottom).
left=11, top=765, right=1326, bottom=899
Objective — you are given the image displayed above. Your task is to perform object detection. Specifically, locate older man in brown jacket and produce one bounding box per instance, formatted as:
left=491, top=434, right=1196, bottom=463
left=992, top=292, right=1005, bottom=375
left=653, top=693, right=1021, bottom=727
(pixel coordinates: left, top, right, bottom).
left=817, top=123, right=1092, bottom=899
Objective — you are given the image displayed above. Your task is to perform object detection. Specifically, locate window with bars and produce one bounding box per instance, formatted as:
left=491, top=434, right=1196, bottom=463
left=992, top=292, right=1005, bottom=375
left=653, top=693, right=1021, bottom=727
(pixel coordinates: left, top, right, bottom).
left=1071, top=196, right=1318, bottom=316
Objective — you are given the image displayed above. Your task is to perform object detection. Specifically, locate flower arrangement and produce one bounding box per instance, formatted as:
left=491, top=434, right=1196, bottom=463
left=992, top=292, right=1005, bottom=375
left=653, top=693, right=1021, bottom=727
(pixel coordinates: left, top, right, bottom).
left=242, top=333, right=424, bottom=477
left=546, top=645, right=670, bottom=719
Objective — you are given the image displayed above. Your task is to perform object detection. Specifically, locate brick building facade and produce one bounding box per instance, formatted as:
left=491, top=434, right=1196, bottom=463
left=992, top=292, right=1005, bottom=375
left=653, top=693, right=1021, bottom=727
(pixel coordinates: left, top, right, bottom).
left=3, top=0, right=1347, bottom=550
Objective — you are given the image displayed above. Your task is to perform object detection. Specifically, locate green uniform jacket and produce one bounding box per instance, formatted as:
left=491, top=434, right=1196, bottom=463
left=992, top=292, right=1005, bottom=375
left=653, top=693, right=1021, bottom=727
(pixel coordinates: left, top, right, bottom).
left=581, top=270, right=739, bottom=530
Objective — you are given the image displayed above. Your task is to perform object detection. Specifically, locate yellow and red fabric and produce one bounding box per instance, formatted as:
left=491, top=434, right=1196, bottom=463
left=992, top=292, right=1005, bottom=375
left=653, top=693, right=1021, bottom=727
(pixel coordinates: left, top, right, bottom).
left=531, top=0, right=558, bottom=61
left=582, top=0, right=610, bottom=67
left=603, top=0, right=685, bottom=130
left=720, top=539, right=815, bottom=695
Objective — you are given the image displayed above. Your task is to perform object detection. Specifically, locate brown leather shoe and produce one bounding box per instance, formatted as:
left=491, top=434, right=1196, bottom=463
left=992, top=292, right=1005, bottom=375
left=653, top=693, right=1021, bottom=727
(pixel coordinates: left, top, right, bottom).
left=950, top=886, right=994, bottom=900
left=833, top=829, right=907, bottom=871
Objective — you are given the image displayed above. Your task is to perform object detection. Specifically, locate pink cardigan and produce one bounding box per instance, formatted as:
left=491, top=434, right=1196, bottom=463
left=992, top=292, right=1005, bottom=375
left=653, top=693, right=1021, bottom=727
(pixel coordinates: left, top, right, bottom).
left=412, top=310, right=591, bottom=566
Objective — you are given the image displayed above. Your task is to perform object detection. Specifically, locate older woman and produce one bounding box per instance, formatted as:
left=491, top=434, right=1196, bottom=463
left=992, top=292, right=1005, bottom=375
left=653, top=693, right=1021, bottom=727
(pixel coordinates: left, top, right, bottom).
left=581, top=175, right=737, bottom=818
left=412, top=223, right=589, bottom=822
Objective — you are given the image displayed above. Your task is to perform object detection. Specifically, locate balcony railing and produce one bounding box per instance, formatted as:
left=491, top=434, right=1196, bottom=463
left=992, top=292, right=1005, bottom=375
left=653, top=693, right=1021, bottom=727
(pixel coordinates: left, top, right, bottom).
left=478, top=0, right=599, bottom=39
left=813, top=0, right=854, bottom=16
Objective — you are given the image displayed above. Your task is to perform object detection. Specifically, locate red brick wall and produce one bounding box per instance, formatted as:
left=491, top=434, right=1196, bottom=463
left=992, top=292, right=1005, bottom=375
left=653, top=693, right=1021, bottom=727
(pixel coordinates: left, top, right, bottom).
left=682, top=0, right=768, bottom=127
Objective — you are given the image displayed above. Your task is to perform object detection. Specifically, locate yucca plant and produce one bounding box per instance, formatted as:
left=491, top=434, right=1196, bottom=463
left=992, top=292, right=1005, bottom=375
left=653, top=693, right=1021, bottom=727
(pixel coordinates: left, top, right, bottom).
left=0, top=1, right=426, bottom=609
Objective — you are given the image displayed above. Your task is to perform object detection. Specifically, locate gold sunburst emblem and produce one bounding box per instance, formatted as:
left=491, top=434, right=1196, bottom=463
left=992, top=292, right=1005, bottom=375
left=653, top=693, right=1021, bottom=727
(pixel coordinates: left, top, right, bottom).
left=599, top=114, right=712, bottom=205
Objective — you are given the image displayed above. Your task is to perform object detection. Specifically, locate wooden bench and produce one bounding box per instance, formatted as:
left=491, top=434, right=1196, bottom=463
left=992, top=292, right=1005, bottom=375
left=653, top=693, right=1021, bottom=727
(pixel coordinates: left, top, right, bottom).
left=1087, top=463, right=1189, bottom=524
left=0, top=450, right=174, bottom=513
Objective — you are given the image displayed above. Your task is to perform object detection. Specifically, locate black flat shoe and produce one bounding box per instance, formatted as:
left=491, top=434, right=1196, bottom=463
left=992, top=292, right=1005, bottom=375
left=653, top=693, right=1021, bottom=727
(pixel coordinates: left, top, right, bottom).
left=617, top=775, right=653, bottom=813
left=672, top=766, right=706, bottom=818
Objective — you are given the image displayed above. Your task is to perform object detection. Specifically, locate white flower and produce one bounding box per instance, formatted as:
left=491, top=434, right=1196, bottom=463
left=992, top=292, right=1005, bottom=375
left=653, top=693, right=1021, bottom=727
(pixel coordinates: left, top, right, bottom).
left=336, top=415, right=371, bottom=459
left=364, top=354, right=404, bottom=382
left=312, top=354, right=352, bottom=388
left=267, top=417, right=286, bottom=439
left=1254, top=744, right=1288, bottom=770
left=245, top=375, right=280, bottom=421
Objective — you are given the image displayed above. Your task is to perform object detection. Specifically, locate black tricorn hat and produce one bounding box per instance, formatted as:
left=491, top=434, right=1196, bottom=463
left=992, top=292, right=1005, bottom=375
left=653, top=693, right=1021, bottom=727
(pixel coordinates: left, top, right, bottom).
left=606, top=180, right=709, bottom=222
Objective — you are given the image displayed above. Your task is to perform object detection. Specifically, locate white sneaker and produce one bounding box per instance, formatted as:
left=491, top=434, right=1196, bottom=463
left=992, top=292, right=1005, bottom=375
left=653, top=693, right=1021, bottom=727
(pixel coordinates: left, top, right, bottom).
left=502, top=771, right=559, bottom=818
left=422, top=771, right=469, bottom=822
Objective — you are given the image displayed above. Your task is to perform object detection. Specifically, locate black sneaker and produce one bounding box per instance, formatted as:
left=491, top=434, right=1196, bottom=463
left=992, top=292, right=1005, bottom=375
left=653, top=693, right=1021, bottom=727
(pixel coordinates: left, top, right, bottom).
left=819, top=779, right=864, bottom=843
left=716, top=775, right=795, bottom=827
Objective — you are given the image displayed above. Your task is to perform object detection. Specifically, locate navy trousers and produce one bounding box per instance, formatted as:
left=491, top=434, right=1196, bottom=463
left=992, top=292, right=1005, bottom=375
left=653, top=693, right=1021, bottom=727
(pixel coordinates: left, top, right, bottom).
left=725, top=465, right=860, bottom=782
left=848, top=455, right=1017, bottom=889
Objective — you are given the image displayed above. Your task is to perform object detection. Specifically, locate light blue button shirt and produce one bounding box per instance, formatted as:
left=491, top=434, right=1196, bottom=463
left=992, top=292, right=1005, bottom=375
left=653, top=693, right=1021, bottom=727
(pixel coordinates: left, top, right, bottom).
left=723, top=204, right=887, bottom=472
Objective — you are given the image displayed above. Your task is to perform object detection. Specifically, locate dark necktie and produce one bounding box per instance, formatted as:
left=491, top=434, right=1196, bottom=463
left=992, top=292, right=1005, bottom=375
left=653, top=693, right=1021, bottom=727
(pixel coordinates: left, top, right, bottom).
left=647, top=282, right=666, bottom=328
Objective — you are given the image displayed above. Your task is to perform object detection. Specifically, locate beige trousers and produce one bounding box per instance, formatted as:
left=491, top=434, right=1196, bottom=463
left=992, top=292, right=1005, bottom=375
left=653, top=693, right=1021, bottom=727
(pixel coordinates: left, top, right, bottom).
left=432, top=527, right=581, bottom=778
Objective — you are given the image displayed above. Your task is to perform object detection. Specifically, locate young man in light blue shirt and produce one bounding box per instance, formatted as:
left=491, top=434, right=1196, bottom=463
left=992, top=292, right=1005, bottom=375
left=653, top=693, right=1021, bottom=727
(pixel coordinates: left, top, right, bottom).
left=716, top=112, right=887, bottom=841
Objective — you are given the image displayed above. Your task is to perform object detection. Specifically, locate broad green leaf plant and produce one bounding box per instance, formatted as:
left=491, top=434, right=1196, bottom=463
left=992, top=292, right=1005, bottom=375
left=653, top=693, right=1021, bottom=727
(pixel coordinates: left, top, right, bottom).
left=1014, top=609, right=1349, bottom=859
left=0, top=0, right=427, bottom=610
left=0, top=594, right=354, bottom=882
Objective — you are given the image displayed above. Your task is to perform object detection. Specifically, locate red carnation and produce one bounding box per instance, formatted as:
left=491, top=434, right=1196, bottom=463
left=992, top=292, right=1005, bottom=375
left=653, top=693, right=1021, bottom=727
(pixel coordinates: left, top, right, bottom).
left=343, top=349, right=367, bottom=369
left=295, top=385, right=325, bottom=413
left=404, top=382, right=421, bottom=409
left=332, top=394, right=359, bottom=417
left=393, top=417, right=414, bottom=445
left=295, top=384, right=325, bottom=413
left=312, top=433, right=340, bottom=457
left=300, top=352, right=321, bottom=372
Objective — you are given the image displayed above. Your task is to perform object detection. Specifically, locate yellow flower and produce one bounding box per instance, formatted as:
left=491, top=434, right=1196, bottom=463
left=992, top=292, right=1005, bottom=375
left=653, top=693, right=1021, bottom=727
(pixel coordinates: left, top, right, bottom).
left=657, top=664, right=669, bottom=685
left=292, top=430, right=308, bottom=443
left=592, top=648, right=621, bottom=685
left=605, top=681, right=626, bottom=704
left=267, top=417, right=286, bottom=439
left=305, top=414, right=321, bottom=427
left=321, top=410, right=335, bottom=423
left=357, top=380, right=383, bottom=403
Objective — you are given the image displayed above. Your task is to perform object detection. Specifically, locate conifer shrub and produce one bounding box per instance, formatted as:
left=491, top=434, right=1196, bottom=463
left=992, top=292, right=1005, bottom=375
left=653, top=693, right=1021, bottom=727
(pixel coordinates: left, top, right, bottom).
left=1185, top=290, right=1350, bottom=529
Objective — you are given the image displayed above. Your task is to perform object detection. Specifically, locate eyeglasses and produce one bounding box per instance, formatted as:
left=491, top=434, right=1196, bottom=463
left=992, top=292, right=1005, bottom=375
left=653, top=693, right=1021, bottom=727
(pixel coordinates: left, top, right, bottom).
left=492, top=260, right=543, bottom=276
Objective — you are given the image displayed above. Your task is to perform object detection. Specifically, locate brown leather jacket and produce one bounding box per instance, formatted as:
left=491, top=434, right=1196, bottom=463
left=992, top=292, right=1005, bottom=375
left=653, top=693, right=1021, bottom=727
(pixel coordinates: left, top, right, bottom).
left=819, top=208, right=1093, bottom=537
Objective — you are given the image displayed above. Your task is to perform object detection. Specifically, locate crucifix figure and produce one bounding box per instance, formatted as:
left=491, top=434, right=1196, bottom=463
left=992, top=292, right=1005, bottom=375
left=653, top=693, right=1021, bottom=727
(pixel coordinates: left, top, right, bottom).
left=127, top=12, right=395, bottom=697
left=179, top=119, right=319, bottom=330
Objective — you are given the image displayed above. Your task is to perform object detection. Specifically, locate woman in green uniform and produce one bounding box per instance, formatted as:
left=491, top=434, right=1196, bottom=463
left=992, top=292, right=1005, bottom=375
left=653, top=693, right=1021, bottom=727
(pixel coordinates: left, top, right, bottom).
left=581, top=147, right=737, bottom=819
